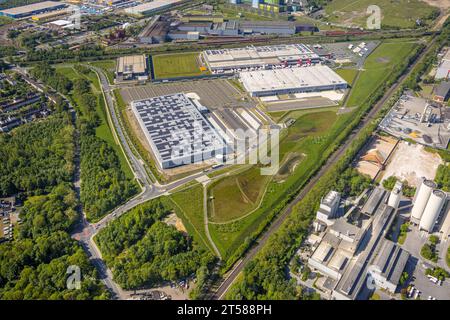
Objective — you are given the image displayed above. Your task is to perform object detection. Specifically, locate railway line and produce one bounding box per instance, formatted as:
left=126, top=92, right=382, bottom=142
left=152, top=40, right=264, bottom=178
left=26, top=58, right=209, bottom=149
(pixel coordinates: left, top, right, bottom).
left=211, top=34, right=438, bottom=300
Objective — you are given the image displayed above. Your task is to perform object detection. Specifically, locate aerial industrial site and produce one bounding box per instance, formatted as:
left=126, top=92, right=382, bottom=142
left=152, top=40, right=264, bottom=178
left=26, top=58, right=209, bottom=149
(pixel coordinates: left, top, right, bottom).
left=0, top=0, right=449, bottom=310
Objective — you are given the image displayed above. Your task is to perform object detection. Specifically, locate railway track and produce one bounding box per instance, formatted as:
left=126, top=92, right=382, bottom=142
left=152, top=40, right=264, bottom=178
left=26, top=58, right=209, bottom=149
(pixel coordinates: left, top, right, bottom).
left=211, top=34, right=438, bottom=300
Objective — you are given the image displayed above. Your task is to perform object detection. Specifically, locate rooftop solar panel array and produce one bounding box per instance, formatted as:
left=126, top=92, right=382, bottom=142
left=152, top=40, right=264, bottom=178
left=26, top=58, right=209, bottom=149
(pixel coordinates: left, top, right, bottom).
left=132, top=93, right=226, bottom=168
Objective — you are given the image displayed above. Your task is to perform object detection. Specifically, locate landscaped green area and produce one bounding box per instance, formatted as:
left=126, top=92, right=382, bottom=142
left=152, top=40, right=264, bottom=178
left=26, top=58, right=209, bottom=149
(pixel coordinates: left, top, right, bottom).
left=208, top=109, right=347, bottom=260
left=152, top=53, right=207, bottom=79
left=168, top=183, right=215, bottom=253
left=323, top=0, right=439, bottom=29
left=346, top=41, right=417, bottom=107
left=208, top=166, right=270, bottom=223
left=421, top=235, right=440, bottom=263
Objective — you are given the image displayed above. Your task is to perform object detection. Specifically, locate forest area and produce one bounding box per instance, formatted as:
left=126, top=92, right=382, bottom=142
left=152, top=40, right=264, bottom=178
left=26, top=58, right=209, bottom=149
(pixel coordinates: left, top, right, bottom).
left=0, top=112, right=109, bottom=299
left=31, top=63, right=138, bottom=222
left=95, top=199, right=215, bottom=298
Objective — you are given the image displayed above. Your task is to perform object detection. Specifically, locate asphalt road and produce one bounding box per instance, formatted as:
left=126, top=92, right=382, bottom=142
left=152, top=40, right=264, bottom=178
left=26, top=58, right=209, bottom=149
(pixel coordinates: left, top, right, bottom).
left=211, top=36, right=438, bottom=300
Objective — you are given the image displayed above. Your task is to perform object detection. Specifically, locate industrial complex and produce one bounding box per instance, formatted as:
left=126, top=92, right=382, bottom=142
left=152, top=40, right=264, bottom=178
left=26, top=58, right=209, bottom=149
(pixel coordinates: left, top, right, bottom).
left=410, top=179, right=448, bottom=233
left=202, top=44, right=321, bottom=72
left=131, top=93, right=228, bottom=169
left=115, top=54, right=148, bottom=83
left=436, top=47, right=450, bottom=80
left=124, top=0, right=186, bottom=16
left=239, top=65, right=348, bottom=97
left=379, top=94, right=450, bottom=149
left=307, top=187, right=412, bottom=300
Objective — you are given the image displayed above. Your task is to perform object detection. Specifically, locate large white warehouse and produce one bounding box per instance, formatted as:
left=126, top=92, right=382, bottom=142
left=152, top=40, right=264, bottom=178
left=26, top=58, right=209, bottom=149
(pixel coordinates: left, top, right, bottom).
left=239, top=65, right=348, bottom=97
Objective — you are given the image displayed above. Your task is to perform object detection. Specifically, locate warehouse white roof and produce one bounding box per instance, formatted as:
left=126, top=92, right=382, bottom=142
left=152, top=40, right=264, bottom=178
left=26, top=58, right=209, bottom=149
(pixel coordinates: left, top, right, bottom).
left=125, top=0, right=183, bottom=14
left=0, top=1, right=63, bottom=15
left=240, top=65, right=347, bottom=94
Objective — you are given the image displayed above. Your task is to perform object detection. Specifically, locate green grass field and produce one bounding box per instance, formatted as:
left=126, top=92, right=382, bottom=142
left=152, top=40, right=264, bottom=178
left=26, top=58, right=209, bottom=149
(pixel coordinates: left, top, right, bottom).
left=168, top=184, right=215, bottom=253
left=208, top=110, right=345, bottom=259
left=152, top=53, right=207, bottom=79
left=323, top=0, right=438, bottom=29
left=55, top=65, right=133, bottom=179
left=346, top=41, right=416, bottom=107
left=208, top=166, right=270, bottom=223
left=335, top=68, right=359, bottom=85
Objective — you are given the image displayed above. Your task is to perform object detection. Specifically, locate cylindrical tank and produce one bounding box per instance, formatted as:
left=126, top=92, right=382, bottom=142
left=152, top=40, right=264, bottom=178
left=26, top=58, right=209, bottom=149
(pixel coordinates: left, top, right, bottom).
left=411, top=179, right=436, bottom=221
left=388, top=182, right=402, bottom=208
left=419, top=190, right=447, bottom=232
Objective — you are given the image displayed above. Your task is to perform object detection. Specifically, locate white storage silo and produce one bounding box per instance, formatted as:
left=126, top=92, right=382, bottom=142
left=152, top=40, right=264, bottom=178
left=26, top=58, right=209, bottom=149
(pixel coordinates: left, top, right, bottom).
left=388, top=180, right=403, bottom=208
left=419, top=190, right=447, bottom=232
left=411, top=179, right=436, bottom=222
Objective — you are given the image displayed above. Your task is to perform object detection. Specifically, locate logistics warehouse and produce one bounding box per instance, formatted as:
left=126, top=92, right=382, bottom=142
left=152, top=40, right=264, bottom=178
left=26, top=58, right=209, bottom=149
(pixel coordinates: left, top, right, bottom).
left=0, top=1, right=66, bottom=19
left=239, top=65, right=348, bottom=97
left=131, top=93, right=228, bottom=169
left=202, top=44, right=321, bottom=72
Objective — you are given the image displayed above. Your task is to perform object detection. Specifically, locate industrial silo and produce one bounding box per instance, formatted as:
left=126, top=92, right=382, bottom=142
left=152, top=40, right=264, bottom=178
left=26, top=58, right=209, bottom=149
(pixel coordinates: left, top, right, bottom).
left=411, top=179, right=437, bottom=222
left=419, top=190, right=447, bottom=232
left=388, top=180, right=403, bottom=208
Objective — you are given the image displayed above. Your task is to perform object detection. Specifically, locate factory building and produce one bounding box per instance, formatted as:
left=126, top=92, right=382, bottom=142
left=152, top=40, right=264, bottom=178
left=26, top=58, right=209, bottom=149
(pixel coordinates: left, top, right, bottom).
left=229, top=0, right=288, bottom=13
left=31, top=8, right=71, bottom=22
left=181, top=15, right=224, bottom=23
left=432, top=81, right=450, bottom=103
left=138, top=15, right=170, bottom=44
left=316, top=190, right=341, bottom=226
left=203, top=44, right=321, bottom=72
left=131, top=93, right=228, bottom=169
left=124, top=0, right=186, bottom=16
left=239, top=65, right=348, bottom=97
left=308, top=187, right=411, bottom=300
left=0, top=1, right=67, bottom=19
left=419, top=190, right=447, bottom=232
left=370, top=240, right=410, bottom=293
left=410, top=178, right=447, bottom=233
left=435, top=49, right=450, bottom=80
left=388, top=180, right=403, bottom=209
left=411, top=179, right=437, bottom=223
left=115, top=55, right=148, bottom=82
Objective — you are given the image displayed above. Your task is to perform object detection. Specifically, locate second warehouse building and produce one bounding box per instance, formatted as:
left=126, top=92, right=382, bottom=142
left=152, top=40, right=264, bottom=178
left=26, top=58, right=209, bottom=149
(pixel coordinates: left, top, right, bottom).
left=239, top=65, right=348, bottom=97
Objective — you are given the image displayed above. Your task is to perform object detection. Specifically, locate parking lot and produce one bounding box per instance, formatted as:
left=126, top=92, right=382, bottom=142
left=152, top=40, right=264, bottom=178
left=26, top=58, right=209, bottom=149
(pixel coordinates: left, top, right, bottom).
left=404, top=257, right=450, bottom=300
left=120, top=79, right=255, bottom=110
left=321, top=41, right=379, bottom=68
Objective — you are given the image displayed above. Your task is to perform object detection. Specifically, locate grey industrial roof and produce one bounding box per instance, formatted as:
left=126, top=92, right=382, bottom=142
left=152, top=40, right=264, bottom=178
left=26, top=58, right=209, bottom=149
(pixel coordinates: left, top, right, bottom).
left=362, top=188, right=387, bottom=215
left=434, top=81, right=450, bottom=97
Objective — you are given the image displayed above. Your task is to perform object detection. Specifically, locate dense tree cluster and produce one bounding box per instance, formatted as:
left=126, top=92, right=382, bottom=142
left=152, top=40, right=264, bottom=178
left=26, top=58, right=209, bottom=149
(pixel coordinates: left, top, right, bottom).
left=333, top=168, right=372, bottom=197
left=0, top=229, right=109, bottom=299
left=0, top=110, right=109, bottom=299
left=18, top=183, right=78, bottom=239
left=0, top=113, right=74, bottom=197
left=96, top=199, right=215, bottom=290
left=30, top=63, right=72, bottom=95
left=382, top=176, right=416, bottom=197
left=72, top=77, right=138, bottom=221
left=435, top=164, right=450, bottom=192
